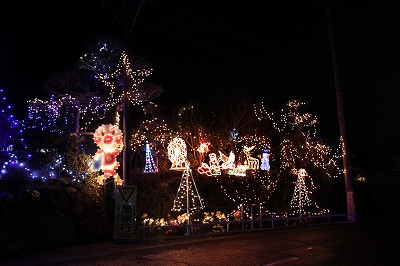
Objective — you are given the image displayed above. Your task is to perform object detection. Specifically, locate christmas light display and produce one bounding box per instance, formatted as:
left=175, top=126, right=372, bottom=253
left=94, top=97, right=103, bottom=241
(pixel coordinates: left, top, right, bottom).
left=219, top=151, right=235, bottom=170
left=25, top=94, right=107, bottom=133
left=230, top=128, right=239, bottom=141
left=196, top=141, right=210, bottom=167
left=96, top=52, right=153, bottom=108
left=280, top=139, right=299, bottom=170
left=254, top=100, right=343, bottom=177
left=171, top=162, right=204, bottom=213
left=175, top=103, right=222, bottom=168
left=79, top=96, right=107, bottom=130
left=237, top=134, right=271, bottom=171
left=196, top=149, right=258, bottom=177
left=0, top=89, right=33, bottom=179
left=289, top=169, right=329, bottom=217
left=131, top=118, right=173, bottom=173
left=197, top=142, right=210, bottom=153
left=132, top=117, right=173, bottom=154
left=1, top=153, right=31, bottom=178
left=230, top=164, right=247, bottom=177
left=260, top=150, right=270, bottom=171
left=143, top=141, right=158, bottom=173
left=255, top=100, right=318, bottom=135
left=92, top=124, right=123, bottom=184
left=240, top=134, right=270, bottom=149
left=217, top=170, right=278, bottom=218
left=0, top=90, right=23, bottom=151
left=197, top=153, right=221, bottom=176
left=167, top=137, right=187, bottom=170
left=243, top=145, right=259, bottom=170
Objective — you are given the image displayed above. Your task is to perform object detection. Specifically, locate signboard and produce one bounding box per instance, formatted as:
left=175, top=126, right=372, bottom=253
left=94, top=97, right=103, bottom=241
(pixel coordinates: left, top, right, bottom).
left=347, top=191, right=355, bottom=221
left=347, top=191, right=354, bottom=205
left=114, top=186, right=137, bottom=240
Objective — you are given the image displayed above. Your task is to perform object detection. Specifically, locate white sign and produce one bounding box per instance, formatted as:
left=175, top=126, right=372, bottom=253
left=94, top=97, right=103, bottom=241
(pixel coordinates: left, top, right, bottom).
left=114, top=186, right=137, bottom=239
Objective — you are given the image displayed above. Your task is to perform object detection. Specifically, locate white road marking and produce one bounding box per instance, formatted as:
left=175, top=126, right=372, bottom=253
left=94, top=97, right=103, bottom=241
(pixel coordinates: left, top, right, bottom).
left=264, top=257, right=298, bottom=265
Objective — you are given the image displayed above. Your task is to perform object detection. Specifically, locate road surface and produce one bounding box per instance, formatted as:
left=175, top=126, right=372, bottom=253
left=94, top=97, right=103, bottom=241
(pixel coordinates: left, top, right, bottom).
left=2, top=221, right=399, bottom=265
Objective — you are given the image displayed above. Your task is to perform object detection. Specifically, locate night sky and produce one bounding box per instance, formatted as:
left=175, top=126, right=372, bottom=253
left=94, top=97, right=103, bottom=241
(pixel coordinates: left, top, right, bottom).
left=1, top=1, right=399, bottom=149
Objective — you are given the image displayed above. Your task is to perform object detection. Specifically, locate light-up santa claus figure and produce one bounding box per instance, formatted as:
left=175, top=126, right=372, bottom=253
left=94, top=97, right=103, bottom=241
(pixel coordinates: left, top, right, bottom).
left=92, top=124, right=123, bottom=184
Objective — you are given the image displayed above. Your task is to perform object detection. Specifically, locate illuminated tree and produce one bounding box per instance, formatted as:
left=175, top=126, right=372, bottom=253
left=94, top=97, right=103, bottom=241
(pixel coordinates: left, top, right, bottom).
left=171, top=163, right=204, bottom=213
left=219, top=88, right=260, bottom=137
left=255, top=100, right=342, bottom=177
left=170, top=103, right=222, bottom=168
left=42, top=69, right=104, bottom=103
left=131, top=117, right=172, bottom=172
left=217, top=170, right=278, bottom=217
left=0, top=89, right=28, bottom=178
left=21, top=129, right=93, bottom=181
left=143, top=141, right=158, bottom=173
left=24, top=93, right=109, bottom=134
left=77, top=39, right=162, bottom=109
left=0, top=90, right=22, bottom=151
left=253, top=100, right=343, bottom=214
left=289, top=169, right=329, bottom=217
left=0, top=113, right=19, bottom=151
left=208, top=84, right=268, bottom=154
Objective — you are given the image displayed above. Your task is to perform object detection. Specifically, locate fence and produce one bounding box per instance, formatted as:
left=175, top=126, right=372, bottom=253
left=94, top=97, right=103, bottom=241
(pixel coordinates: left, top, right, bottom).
left=138, top=212, right=356, bottom=241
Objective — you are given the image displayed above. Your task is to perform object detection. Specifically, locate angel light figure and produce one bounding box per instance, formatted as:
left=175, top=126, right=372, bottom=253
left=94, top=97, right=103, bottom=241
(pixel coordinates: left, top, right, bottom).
left=167, top=137, right=187, bottom=170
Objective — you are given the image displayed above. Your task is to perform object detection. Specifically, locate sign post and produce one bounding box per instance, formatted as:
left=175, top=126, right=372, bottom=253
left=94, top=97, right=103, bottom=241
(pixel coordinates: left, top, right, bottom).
left=114, top=185, right=137, bottom=242
left=347, top=191, right=355, bottom=221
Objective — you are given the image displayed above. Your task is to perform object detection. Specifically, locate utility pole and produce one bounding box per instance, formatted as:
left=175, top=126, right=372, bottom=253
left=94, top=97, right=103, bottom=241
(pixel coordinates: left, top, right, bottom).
left=122, top=0, right=132, bottom=185
left=325, top=2, right=355, bottom=221
left=122, top=0, right=145, bottom=185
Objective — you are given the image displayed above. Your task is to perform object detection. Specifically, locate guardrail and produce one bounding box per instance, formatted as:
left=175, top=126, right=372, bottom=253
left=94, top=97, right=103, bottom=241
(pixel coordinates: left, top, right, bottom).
left=138, top=213, right=356, bottom=241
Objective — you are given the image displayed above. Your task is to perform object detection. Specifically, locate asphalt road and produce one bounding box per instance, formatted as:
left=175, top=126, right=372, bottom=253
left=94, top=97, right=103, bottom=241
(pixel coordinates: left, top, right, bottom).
left=2, top=221, right=399, bottom=266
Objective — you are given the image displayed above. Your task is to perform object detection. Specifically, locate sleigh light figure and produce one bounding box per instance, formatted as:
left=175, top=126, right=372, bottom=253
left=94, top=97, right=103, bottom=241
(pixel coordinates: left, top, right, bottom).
left=92, top=124, right=123, bottom=185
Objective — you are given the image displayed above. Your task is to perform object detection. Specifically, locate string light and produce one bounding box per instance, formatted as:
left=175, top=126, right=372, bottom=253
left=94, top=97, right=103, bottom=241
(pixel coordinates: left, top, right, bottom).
left=217, top=170, right=278, bottom=218
left=96, top=51, right=152, bottom=108
left=24, top=94, right=107, bottom=133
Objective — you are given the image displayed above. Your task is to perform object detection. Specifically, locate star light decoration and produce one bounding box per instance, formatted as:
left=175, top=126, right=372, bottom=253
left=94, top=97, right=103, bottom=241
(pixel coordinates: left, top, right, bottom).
left=96, top=51, right=152, bottom=108
left=92, top=124, right=124, bottom=185
left=289, top=169, right=329, bottom=217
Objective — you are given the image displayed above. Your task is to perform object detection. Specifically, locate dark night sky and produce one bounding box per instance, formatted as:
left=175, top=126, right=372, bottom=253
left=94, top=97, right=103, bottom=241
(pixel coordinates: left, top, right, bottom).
left=1, top=1, right=400, bottom=149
